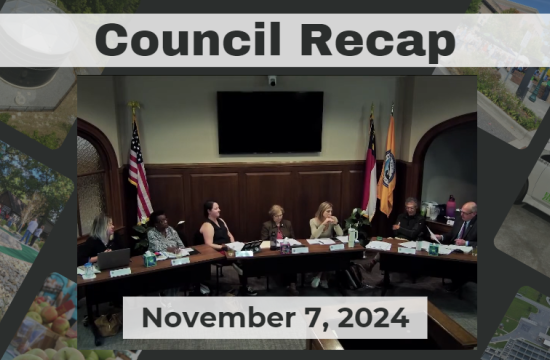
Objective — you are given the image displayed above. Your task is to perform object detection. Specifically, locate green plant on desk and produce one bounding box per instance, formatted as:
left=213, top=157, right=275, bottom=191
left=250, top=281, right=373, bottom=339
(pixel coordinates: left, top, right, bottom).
left=132, top=219, right=154, bottom=253
left=344, top=208, right=371, bottom=245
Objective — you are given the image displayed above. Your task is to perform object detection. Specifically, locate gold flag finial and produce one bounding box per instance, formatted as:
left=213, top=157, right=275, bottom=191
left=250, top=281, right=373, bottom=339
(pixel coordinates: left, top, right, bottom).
left=128, top=101, right=141, bottom=115
left=391, top=102, right=394, bottom=116
left=370, top=103, right=374, bottom=117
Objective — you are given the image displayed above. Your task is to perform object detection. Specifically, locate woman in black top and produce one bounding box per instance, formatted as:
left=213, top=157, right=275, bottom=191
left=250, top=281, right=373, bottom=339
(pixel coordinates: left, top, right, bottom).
left=200, top=200, right=257, bottom=296
left=77, top=214, right=120, bottom=266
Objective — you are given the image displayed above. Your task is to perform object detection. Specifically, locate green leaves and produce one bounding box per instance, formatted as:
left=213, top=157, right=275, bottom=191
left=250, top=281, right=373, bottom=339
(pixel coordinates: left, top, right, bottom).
left=0, top=141, right=74, bottom=223
left=457, top=67, right=541, bottom=131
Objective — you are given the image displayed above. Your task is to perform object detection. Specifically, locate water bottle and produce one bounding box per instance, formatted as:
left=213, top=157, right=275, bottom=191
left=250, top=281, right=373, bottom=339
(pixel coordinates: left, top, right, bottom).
left=280, top=238, right=291, bottom=254
left=84, top=262, right=93, bottom=278
left=446, top=195, right=456, bottom=218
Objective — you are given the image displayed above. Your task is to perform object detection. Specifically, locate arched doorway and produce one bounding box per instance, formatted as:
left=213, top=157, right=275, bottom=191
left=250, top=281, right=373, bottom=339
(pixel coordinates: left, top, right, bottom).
left=410, top=112, right=477, bottom=202
left=77, top=119, right=123, bottom=242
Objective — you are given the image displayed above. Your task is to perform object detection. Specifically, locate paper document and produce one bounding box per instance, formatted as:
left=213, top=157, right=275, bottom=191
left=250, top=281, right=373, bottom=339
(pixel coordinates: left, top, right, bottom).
left=179, top=249, right=190, bottom=257
left=446, top=245, right=473, bottom=254
left=335, top=236, right=358, bottom=243
left=365, top=241, right=392, bottom=251
left=260, top=241, right=271, bottom=249
left=226, top=242, right=245, bottom=251
left=437, top=247, right=453, bottom=255
left=398, top=241, right=417, bottom=248
left=77, top=267, right=85, bottom=275
left=276, top=239, right=301, bottom=246
left=426, top=226, right=441, bottom=243
left=307, top=238, right=334, bottom=245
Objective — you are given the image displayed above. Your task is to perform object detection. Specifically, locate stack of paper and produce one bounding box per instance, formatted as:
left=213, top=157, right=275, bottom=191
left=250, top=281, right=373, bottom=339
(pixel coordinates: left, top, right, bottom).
left=276, top=239, right=302, bottom=246
left=226, top=242, right=245, bottom=251
left=365, top=242, right=392, bottom=251
left=446, top=245, right=473, bottom=254
left=398, top=241, right=417, bottom=248
left=437, top=247, right=453, bottom=255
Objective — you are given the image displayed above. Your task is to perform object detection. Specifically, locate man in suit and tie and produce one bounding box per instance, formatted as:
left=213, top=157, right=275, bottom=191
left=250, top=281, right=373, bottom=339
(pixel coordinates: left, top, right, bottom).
left=435, top=201, right=477, bottom=292
left=435, top=201, right=477, bottom=247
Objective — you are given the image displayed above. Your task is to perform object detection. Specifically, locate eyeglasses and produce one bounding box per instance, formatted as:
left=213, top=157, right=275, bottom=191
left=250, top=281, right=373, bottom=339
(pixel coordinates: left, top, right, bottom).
left=460, top=210, right=473, bottom=215
left=274, top=214, right=283, bottom=218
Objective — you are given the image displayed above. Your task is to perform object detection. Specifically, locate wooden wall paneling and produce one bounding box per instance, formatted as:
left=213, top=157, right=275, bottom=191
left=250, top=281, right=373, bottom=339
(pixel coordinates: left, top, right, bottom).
left=244, top=172, right=293, bottom=241
left=119, top=160, right=421, bottom=247
left=147, top=174, right=185, bottom=229
left=189, top=173, right=240, bottom=241
left=296, top=171, right=343, bottom=239
left=345, top=169, right=365, bottom=217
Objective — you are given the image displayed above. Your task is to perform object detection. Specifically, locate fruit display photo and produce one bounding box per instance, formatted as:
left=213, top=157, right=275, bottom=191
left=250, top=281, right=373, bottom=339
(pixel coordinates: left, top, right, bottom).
left=2, top=273, right=78, bottom=360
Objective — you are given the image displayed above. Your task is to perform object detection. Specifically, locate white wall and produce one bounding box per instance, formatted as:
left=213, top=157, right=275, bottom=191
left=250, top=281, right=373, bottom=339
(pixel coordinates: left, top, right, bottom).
left=408, top=76, right=477, bottom=162
left=113, top=76, right=399, bottom=164
left=421, top=122, right=477, bottom=206
left=77, top=75, right=477, bottom=165
left=77, top=76, right=121, bottom=166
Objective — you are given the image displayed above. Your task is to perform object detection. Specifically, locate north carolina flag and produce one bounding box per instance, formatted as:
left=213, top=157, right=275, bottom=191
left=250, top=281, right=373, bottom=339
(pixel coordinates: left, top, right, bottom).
left=377, top=113, right=396, bottom=217
left=361, top=115, right=377, bottom=221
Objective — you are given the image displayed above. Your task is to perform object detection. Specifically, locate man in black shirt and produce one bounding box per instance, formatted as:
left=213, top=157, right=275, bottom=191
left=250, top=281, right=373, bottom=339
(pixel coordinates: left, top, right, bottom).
left=367, top=197, right=424, bottom=271
left=392, top=197, right=425, bottom=240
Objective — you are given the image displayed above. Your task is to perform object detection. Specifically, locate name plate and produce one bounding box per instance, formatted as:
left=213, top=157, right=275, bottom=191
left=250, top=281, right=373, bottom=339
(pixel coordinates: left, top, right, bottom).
left=110, top=268, right=131, bottom=278
left=291, top=247, right=309, bottom=254
left=236, top=250, right=254, bottom=258
left=330, top=244, right=345, bottom=251
left=398, top=247, right=416, bottom=255
left=171, top=257, right=190, bottom=266
left=446, top=220, right=455, bottom=226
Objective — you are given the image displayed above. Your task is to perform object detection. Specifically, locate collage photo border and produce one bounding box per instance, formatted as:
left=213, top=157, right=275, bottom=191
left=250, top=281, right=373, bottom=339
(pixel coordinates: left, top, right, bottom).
left=0, top=0, right=549, bottom=358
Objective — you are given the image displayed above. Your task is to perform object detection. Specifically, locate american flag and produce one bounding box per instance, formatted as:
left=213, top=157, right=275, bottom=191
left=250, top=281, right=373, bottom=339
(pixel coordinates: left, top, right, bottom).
left=128, top=116, right=153, bottom=224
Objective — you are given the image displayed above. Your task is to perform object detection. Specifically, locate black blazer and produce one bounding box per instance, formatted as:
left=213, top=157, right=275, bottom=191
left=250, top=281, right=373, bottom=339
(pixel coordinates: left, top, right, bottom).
left=260, top=219, right=295, bottom=240
left=442, top=216, right=477, bottom=246
left=77, top=233, right=123, bottom=267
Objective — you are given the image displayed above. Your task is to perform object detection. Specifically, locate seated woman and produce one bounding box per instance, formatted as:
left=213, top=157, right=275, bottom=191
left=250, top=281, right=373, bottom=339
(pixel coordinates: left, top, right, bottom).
left=200, top=200, right=257, bottom=296
left=77, top=213, right=123, bottom=323
left=147, top=210, right=185, bottom=253
left=309, top=201, right=343, bottom=288
left=260, top=205, right=298, bottom=295
left=77, top=214, right=120, bottom=266
left=148, top=210, right=186, bottom=296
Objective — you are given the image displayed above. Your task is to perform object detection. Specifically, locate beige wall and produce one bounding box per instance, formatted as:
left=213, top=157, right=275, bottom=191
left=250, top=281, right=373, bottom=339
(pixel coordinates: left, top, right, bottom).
left=78, top=75, right=476, bottom=165
left=77, top=76, right=121, bottom=166
left=407, top=76, right=477, bottom=162
left=421, top=121, right=477, bottom=205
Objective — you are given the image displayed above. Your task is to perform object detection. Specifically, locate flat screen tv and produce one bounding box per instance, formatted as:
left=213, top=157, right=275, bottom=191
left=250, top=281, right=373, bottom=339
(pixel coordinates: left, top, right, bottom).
left=217, top=91, right=324, bottom=154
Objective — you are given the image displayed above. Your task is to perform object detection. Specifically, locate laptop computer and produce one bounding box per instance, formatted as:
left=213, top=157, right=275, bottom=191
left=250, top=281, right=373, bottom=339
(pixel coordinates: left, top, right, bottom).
left=97, top=248, right=131, bottom=270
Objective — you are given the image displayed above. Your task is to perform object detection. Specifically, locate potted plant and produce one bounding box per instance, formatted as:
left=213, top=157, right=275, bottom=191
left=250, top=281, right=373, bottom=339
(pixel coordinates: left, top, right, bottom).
left=344, top=208, right=371, bottom=246
left=132, top=216, right=153, bottom=256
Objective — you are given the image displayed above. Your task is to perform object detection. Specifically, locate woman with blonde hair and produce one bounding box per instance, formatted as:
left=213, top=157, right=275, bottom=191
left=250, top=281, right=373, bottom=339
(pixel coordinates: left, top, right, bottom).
left=77, top=214, right=120, bottom=266
left=309, top=201, right=343, bottom=288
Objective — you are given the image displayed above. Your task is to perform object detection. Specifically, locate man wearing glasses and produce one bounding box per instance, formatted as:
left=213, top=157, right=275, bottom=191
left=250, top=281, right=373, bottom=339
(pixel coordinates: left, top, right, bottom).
left=393, top=197, right=425, bottom=240
left=435, top=201, right=477, bottom=293
left=435, top=202, right=477, bottom=247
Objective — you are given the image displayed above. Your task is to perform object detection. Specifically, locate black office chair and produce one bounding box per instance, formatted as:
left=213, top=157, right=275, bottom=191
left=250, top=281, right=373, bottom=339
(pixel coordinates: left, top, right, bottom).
left=193, top=230, right=227, bottom=295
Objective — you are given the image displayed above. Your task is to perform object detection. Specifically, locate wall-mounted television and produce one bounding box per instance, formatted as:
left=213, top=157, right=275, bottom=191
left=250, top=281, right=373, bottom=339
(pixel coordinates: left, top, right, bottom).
left=217, top=91, right=324, bottom=154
